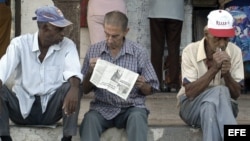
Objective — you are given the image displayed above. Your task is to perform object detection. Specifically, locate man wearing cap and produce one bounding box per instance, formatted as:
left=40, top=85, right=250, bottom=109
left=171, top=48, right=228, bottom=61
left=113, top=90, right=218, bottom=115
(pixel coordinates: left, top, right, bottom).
left=177, top=9, right=244, bottom=141
left=0, top=5, right=82, bottom=141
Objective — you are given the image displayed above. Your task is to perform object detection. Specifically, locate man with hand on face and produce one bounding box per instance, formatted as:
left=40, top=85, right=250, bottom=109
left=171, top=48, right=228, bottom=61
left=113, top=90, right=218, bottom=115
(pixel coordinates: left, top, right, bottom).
left=177, top=9, right=244, bottom=141
left=79, top=11, right=159, bottom=141
left=0, top=5, right=82, bottom=141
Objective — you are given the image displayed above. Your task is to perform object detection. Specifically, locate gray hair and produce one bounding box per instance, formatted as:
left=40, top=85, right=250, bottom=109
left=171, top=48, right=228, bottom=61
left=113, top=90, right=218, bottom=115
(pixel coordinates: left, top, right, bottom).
left=104, top=11, right=128, bottom=31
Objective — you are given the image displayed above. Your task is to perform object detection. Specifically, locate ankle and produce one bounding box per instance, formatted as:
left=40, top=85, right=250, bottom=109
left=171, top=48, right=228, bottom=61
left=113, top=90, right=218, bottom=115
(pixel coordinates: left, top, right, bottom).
left=1, top=136, right=12, bottom=141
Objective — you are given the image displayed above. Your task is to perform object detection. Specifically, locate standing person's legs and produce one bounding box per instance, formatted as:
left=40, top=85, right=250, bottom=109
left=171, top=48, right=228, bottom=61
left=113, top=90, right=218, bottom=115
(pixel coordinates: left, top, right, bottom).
left=149, top=18, right=166, bottom=89
left=0, top=4, right=11, bottom=58
left=87, top=15, right=106, bottom=45
left=165, top=19, right=183, bottom=90
left=79, top=110, right=114, bottom=141
left=114, top=107, right=148, bottom=141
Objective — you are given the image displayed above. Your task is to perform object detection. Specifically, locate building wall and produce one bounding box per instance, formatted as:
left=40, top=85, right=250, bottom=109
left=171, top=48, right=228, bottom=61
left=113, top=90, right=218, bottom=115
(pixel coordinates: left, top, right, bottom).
left=13, top=0, right=193, bottom=64
left=80, top=0, right=193, bottom=64
left=21, top=0, right=54, bottom=34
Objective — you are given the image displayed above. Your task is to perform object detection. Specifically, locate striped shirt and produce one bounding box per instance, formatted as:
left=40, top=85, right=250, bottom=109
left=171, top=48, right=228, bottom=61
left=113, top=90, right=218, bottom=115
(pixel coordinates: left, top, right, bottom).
left=81, top=39, right=159, bottom=120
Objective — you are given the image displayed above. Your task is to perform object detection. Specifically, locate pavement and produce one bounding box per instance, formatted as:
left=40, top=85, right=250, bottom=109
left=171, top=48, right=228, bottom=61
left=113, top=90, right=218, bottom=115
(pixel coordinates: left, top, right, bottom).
left=6, top=92, right=250, bottom=141
left=8, top=91, right=250, bottom=126
left=79, top=92, right=250, bottom=126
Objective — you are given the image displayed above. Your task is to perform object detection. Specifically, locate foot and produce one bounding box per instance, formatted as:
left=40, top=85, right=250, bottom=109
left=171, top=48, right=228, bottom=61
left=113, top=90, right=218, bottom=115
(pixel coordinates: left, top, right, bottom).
left=167, top=83, right=180, bottom=93
left=160, top=82, right=169, bottom=92
left=61, top=136, right=72, bottom=141
left=1, top=136, right=12, bottom=141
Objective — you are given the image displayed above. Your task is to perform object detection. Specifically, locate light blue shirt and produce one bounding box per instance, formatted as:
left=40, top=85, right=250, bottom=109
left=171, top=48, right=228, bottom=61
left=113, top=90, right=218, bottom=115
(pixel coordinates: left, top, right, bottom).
left=0, top=32, right=83, bottom=118
left=148, top=0, right=185, bottom=21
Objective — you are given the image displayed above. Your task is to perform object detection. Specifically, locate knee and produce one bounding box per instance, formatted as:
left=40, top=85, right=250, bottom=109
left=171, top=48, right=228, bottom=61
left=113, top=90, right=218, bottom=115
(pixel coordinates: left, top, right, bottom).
left=79, top=111, right=101, bottom=135
left=127, top=110, right=147, bottom=124
left=200, top=102, right=216, bottom=120
left=81, top=110, right=100, bottom=125
left=215, top=86, right=231, bottom=99
left=214, top=85, right=229, bottom=93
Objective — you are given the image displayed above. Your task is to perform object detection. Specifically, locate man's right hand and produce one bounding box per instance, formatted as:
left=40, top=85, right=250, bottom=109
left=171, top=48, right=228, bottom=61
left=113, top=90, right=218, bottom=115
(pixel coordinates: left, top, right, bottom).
left=89, top=58, right=99, bottom=73
left=212, top=48, right=230, bottom=70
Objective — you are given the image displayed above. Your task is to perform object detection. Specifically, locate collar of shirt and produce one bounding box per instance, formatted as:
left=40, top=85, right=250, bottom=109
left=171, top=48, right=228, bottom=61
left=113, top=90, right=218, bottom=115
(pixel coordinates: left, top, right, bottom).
left=100, top=39, right=135, bottom=57
left=32, top=32, right=61, bottom=53
left=196, top=38, right=232, bottom=62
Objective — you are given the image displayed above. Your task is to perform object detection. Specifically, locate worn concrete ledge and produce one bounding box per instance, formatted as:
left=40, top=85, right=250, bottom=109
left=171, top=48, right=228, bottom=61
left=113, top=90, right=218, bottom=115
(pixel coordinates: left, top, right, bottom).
left=5, top=93, right=250, bottom=141
left=7, top=125, right=202, bottom=141
left=4, top=68, right=250, bottom=141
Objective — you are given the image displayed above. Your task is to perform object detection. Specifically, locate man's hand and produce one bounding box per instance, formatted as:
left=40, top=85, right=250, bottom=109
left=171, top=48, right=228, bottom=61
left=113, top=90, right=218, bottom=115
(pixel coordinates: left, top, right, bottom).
left=135, top=75, right=152, bottom=95
left=212, top=48, right=230, bottom=71
left=221, top=60, right=231, bottom=76
left=135, top=76, right=146, bottom=88
left=62, top=86, right=79, bottom=116
left=89, top=58, right=99, bottom=73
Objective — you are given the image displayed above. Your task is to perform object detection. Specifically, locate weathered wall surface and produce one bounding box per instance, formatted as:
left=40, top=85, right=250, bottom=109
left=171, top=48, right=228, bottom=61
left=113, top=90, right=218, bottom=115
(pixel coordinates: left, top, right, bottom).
left=80, top=0, right=193, bottom=62
left=125, top=0, right=193, bottom=54
left=12, top=0, right=192, bottom=63
left=21, top=0, right=54, bottom=34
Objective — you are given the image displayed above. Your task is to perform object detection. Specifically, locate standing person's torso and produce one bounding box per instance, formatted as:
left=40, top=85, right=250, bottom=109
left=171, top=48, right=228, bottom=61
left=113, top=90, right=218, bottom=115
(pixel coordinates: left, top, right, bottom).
left=148, top=0, right=184, bottom=21
left=88, top=0, right=127, bottom=15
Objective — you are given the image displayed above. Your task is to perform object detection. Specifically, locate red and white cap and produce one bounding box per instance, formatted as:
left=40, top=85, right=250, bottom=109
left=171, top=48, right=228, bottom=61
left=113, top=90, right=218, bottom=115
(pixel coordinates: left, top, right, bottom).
left=207, top=9, right=235, bottom=37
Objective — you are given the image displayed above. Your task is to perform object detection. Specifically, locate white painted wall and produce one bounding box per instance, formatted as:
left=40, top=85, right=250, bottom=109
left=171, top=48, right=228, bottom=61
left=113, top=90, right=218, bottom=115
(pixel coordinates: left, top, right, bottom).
left=21, top=0, right=54, bottom=34
left=12, top=0, right=193, bottom=64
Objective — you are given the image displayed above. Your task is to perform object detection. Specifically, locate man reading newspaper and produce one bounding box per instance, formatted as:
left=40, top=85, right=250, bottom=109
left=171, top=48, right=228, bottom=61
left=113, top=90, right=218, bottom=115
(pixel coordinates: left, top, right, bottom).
left=80, top=11, right=159, bottom=141
left=90, top=59, right=139, bottom=100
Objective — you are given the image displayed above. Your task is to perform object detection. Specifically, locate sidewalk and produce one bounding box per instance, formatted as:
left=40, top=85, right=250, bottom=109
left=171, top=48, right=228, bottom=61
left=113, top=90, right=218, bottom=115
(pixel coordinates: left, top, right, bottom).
left=80, top=92, right=250, bottom=125
left=7, top=92, right=250, bottom=141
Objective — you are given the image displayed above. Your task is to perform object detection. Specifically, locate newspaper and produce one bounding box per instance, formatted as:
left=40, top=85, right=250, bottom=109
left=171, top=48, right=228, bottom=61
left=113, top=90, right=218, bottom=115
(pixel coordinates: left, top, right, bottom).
left=90, top=59, right=139, bottom=100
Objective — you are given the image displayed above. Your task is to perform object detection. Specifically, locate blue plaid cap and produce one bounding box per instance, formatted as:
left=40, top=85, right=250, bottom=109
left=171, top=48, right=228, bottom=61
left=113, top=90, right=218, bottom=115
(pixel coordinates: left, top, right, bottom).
left=33, top=5, right=72, bottom=27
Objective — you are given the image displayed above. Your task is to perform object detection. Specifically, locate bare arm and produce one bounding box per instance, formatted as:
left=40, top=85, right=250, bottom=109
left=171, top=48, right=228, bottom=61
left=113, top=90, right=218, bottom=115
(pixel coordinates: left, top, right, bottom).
left=82, top=58, right=98, bottom=94
left=184, top=67, right=219, bottom=100
left=221, top=59, right=241, bottom=100
left=82, top=70, right=94, bottom=94
left=62, top=76, right=80, bottom=115
left=185, top=48, right=237, bottom=100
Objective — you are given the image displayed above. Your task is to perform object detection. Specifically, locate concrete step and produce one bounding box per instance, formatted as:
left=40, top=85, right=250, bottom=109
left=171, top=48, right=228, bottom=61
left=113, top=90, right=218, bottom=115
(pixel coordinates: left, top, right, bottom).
left=8, top=125, right=202, bottom=141
left=6, top=92, right=250, bottom=141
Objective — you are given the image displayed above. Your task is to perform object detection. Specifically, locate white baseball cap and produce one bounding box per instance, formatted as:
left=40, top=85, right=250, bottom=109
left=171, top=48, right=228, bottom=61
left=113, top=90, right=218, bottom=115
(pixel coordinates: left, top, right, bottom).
left=207, top=9, right=235, bottom=37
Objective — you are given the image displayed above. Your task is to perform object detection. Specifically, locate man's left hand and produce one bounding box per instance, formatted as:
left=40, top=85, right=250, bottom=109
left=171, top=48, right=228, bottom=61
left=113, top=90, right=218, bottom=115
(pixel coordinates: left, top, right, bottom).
left=62, top=86, right=79, bottom=116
